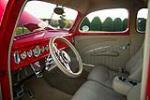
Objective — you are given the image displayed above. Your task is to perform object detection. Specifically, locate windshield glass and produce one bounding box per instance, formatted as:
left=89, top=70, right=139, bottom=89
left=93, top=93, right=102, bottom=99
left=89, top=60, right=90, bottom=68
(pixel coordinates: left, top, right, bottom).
left=24, top=1, right=78, bottom=30
left=15, top=1, right=78, bottom=36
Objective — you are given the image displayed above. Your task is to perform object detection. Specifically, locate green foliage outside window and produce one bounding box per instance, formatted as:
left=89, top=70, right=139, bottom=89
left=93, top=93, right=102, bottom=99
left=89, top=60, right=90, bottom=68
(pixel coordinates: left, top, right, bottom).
left=80, top=17, right=128, bottom=32
left=15, top=27, right=30, bottom=36
left=113, top=18, right=123, bottom=31
left=122, top=19, right=128, bottom=31
left=137, top=18, right=146, bottom=32
left=90, top=16, right=102, bottom=31
left=102, top=17, right=113, bottom=31
left=50, top=21, right=59, bottom=28
left=80, top=17, right=91, bottom=30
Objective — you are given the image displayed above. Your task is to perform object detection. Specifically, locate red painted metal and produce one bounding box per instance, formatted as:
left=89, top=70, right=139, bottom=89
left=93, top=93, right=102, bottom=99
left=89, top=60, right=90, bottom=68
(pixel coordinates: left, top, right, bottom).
left=11, top=30, right=72, bottom=71
left=73, top=10, right=130, bottom=36
left=0, top=0, right=7, bottom=24
left=0, top=0, right=73, bottom=99
left=69, top=12, right=83, bottom=35
left=0, top=0, right=26, bottom=100
left=74, top=15, right=130, bottom=36
left=18, top=11, right=42, bottom=31
left=18, top=11, right=53, bottom=31
left=0, top=0, right=149, bottom=100
left=0, top=0, right=50, bottom=31
left=19, top=11, right=41, bottom=26
left=0, top=0, right=71, bottom=72
left=75, top=29, right=130, bottom=36
left=146, top=56, right=150, bottom=100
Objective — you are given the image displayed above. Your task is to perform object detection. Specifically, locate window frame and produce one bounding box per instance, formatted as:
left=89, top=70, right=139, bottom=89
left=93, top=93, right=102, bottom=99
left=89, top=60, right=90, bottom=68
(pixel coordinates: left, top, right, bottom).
left=77, top=8, right=130, bottom=35
left=136, top=8, right=148, bottom=34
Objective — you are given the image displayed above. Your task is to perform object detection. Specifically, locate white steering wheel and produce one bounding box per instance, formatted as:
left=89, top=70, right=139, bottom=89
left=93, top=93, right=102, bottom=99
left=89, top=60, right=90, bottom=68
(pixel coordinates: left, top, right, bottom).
left=49, top=36, right=83, bottom=78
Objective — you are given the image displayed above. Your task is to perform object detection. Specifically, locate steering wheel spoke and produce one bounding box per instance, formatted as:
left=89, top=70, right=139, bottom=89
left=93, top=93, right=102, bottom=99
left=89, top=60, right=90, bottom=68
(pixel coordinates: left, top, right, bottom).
left=49, top=36, right=83, bottom=78
left=58, top=55, right=71, bottom=71
left=52, top=43, right=59, bottom=53
left=64, top=63, right=73, bottom=73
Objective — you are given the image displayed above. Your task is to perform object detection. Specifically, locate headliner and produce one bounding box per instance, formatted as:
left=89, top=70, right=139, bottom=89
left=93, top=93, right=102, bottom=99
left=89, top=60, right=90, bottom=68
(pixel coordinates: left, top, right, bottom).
left=42, top=0, right=147, bottom=14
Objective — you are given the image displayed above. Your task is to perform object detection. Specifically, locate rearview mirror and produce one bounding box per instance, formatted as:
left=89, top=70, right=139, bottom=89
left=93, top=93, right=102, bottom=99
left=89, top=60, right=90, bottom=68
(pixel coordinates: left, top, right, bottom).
left=54, top=6, right=64, bottom=15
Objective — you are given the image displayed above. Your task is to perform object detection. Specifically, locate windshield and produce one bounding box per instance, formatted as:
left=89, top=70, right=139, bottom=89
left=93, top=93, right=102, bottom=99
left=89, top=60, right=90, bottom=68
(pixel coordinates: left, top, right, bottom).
left=15, top=1, right=78, bottom=36
left=24, top=1, right=78, bottom=30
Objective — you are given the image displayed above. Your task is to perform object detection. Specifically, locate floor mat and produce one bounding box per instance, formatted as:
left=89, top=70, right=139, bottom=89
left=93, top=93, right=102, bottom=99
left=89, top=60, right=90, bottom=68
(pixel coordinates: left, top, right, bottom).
left=44, top=68, right=89, bottom=95
left=21, top=78, right=71, bottom=100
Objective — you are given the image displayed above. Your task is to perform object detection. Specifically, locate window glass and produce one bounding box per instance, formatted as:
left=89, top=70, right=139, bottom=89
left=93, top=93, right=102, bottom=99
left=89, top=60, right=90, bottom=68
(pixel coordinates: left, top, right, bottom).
left=15, top=27, right=30, bottom=36
left=137, top=8, right=148, bottom=33
left=80, top=8, right=129, bottom=33
left=15, top=1, right=78, bottom=36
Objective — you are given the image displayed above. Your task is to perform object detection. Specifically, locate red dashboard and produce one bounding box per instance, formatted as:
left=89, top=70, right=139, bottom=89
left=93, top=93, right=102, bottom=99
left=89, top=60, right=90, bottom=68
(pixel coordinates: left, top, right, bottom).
left=11, top=30, right=72, bottom=71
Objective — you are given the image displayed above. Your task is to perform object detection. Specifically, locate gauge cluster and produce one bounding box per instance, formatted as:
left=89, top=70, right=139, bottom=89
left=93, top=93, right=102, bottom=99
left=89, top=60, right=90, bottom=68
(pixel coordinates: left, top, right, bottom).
left=11, top=31, right=72, bottom=71
left=14, top=45, right=49, bottom=64
left=12, top=43, right=50, bottom=71
left=14, top=44, right=49, bottom=64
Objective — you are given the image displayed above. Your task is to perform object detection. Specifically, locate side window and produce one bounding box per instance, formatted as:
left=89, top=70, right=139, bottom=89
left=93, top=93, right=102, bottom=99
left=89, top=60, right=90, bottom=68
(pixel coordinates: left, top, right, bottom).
left=137, top=8, right=148, bottom=33
left=80, top=8, right=129, bottom=33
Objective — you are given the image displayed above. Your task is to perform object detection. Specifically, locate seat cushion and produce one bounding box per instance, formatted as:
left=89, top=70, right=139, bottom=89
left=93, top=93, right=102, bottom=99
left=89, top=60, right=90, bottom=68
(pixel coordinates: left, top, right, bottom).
left=88, top=66, right=117, bottom=87
left=71, top=81, right=125, bottom=100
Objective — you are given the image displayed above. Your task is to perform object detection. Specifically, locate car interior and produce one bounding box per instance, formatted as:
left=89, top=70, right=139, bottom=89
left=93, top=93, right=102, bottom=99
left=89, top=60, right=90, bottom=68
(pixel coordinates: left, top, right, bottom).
left=3, top=0, right=148, bottom=100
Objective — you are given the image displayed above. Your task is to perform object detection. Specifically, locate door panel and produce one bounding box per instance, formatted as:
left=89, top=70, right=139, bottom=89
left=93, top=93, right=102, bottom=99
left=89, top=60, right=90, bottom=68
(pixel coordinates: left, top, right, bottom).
left=74, top=35, right=130, bottom=71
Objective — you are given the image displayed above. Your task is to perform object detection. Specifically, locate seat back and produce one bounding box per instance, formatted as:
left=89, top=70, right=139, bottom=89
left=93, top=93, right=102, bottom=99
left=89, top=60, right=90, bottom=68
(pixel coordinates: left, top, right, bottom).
left=126, top=45, right=143, bottom=81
